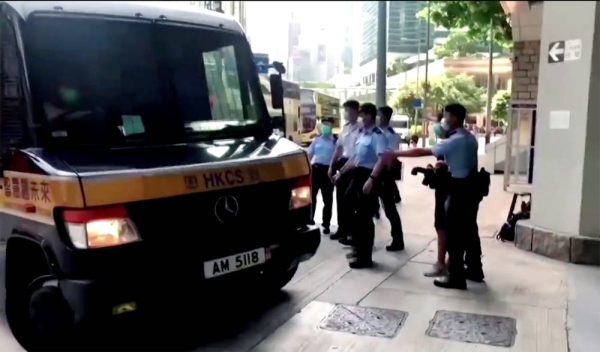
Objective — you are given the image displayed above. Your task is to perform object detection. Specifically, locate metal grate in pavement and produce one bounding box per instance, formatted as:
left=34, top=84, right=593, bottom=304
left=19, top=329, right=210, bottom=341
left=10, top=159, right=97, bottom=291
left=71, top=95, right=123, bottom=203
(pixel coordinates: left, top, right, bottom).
left=318, top=304, right=408, bottom=338
left=425, top=310, right=517, bottom=347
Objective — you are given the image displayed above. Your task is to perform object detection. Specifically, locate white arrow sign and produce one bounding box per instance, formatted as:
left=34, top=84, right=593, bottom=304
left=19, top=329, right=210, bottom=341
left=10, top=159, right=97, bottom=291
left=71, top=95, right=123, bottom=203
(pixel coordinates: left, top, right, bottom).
left=549, top=42, right=564, bottom=62
left=548, top=41, right=565, bottom=63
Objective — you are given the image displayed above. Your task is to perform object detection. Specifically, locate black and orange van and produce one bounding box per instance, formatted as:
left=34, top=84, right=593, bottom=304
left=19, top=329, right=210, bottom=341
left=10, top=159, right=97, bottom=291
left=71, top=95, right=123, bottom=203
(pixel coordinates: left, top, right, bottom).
left=0, top=1, right=320, bottom=348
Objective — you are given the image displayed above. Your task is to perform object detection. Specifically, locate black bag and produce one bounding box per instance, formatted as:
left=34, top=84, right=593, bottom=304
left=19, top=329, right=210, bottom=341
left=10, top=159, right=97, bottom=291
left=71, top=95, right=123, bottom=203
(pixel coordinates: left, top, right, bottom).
left=496, top=210, right=530, bottom=242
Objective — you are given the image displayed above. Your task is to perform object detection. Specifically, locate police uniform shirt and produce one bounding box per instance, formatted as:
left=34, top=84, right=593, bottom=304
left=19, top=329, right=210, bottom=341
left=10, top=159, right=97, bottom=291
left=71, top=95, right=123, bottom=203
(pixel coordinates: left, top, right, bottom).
left=381, top=126, right=401, bottom=151
left=353, top=125, right=387, bottom=170
left=432, top=128, right=478, bottom=178
left=337, top=122, right=361, bottom=159
left=308, top=134, right=337, bottom=166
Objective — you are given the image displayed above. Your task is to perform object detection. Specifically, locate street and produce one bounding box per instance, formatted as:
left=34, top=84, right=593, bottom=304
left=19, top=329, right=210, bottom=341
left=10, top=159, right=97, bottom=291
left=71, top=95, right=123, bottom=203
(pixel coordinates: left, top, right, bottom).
left=0, top=156, right=588, bottom=352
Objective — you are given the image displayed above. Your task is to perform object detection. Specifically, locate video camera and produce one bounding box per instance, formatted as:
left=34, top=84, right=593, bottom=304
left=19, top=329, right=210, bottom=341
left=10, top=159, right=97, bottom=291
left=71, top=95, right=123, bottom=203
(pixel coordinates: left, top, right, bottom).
left=411, top=165, right=450, bottom=191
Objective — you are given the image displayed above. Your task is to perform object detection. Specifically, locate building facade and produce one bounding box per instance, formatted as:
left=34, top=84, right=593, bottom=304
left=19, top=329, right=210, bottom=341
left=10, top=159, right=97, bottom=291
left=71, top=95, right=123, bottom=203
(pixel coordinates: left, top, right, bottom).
left=360, top=1, right=434, bottom=66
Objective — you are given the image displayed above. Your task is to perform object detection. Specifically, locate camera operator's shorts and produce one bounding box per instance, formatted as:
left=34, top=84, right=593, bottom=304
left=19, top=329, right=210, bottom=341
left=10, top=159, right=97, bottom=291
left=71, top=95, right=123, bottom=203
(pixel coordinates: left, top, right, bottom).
left=434, top=190, right=448, bottom=230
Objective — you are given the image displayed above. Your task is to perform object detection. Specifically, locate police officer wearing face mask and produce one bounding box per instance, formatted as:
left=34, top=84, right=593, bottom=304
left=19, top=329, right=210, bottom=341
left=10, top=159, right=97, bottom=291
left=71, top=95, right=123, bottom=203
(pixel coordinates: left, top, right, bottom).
left=376, top=106, right=405, bottom=251
left=307, top=118, right=337, bottom=234
left=328, top=100, right=361, bottom=241
left=383, top=104, right=483, bottom=289
left=333, top=103, right=387, bottom=268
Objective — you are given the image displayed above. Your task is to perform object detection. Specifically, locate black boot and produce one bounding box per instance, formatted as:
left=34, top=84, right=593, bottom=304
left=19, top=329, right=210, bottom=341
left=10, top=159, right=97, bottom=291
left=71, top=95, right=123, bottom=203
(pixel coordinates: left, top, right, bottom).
left=433, top=276, right=467, bottom=290
left=322, top=226, right=331, bottom=235
left=308, top=220, right=316, bottom=226
left=465, top=267, right=485, bottom=282
left=339, top=236, right=355, bottom=246
left=386, top=240, right=405, bottom=252
left=348, top=255, right=373, bottom=269
left=330, top=230, right=346, bottom=240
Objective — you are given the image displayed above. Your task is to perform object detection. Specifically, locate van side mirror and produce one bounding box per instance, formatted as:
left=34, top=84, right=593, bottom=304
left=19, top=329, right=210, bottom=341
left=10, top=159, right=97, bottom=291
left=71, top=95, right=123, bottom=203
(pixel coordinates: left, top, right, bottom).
left=269, top=74, right=284, bottom=110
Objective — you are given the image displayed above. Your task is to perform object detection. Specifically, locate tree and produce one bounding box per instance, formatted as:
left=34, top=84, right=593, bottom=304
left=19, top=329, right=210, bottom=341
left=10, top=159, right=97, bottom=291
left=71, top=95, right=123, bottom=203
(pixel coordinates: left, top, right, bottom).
left=389, top=80, right=421, bottom=120
left=433, top=30, right=508, bottom=59
left=433, top=31, right=480, bottom=59
left=428, top=73, right=487, bottom=114
left=390, top=73, right=486, bottom=120
left=387, top=58, right=407, bottom=77
left=492, top=90, right=511, bottom=125
left=417, top=1, right=511, bottom=45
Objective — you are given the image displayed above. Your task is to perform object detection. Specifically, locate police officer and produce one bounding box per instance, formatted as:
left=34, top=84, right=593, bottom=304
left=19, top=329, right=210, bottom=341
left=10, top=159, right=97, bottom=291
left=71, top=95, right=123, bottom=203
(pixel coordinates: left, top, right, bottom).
left=307, top=118, right=336, bottom=234
left=377, top=106, right=405, bottom=251
left=383, top=104, right=483, bottom=289
left=328, top=100, right=361, bottom=241
left=333, top=103, right=387, bottom=268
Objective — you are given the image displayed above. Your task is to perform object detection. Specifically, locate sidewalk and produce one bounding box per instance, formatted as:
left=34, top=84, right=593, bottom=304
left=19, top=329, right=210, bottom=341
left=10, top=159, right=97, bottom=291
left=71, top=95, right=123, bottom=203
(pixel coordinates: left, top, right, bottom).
left=252, top=157, right=571, bottom=352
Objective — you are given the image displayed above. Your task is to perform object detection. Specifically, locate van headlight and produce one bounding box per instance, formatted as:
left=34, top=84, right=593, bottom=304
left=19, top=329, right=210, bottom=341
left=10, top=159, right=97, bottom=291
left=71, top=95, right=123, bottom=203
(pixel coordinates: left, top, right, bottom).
left=63, top=206, right=141, bottom=249
left=290, top=175, right=311, bottom=209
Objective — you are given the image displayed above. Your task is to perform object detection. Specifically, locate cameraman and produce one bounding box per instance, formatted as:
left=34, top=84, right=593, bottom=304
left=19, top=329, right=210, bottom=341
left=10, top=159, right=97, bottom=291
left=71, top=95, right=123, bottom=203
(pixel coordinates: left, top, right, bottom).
left=383, top=104, right=483, bottom=290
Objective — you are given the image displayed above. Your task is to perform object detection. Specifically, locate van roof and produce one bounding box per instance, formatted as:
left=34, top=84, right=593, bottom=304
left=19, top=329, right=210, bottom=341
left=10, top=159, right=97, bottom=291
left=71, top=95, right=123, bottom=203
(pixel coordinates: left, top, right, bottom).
left=4, top=1, right=244, bottom=34
left=392, top=115, right=410, bottom=120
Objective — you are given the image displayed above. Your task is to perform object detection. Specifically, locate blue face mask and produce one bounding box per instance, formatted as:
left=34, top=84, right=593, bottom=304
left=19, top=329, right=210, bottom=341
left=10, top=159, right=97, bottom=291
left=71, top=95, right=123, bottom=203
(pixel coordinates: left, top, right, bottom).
left=321, top=125, right=332, bottom=135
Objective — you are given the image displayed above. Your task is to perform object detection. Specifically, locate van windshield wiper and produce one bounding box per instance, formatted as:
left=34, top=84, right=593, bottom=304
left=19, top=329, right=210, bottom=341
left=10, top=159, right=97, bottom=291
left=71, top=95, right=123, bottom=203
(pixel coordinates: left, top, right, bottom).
left=185, top=122, right=267, bottom=140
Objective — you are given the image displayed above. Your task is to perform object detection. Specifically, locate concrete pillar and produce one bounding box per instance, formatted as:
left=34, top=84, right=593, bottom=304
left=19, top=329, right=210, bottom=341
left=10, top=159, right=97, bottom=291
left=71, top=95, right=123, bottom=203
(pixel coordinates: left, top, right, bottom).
left=532, top=1, right=600, bottom=241
left=515, top=1, right=600, bottom=266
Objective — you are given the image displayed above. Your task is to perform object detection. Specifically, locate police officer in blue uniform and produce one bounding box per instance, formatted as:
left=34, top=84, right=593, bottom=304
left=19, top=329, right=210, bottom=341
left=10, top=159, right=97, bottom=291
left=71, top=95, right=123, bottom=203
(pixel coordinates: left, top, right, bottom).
left=328, top=100, right=361, bottom=240
left=376, top=106, right=405, bottom=251
left=333, top=103, right=387, bottom=268
left=307, top=118, right=337, bottom=234
left=383, top=104, right=483, bottom=289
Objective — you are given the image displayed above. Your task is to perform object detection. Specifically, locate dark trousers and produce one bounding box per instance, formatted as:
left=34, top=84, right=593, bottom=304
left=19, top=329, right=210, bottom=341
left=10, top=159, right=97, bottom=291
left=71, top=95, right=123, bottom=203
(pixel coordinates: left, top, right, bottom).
left=344, top=167, right=379, bottom=261
left=445, top=178, right=483, bottom=281
left=311, top=164, right=334, bottom=227
left=379, top=169, right=404, bottom=243
left=334, top=158, right=351, bottom=234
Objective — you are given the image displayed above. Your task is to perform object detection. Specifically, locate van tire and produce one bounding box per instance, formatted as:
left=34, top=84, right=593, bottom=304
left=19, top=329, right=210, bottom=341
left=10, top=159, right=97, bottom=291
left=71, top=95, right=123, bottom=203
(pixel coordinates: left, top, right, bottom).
left=265, top=265, right=298, bottom=291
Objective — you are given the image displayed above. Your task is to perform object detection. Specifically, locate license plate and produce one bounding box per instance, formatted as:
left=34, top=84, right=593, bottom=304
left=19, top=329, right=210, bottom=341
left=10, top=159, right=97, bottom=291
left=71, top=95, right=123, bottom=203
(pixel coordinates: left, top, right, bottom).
left=203, top=248, right=266, bottom=279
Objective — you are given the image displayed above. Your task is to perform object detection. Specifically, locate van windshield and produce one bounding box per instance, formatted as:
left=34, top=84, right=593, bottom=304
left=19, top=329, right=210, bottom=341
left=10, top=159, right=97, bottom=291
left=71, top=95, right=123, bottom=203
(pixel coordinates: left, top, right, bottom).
left=24, top=15, right=269, bottom=147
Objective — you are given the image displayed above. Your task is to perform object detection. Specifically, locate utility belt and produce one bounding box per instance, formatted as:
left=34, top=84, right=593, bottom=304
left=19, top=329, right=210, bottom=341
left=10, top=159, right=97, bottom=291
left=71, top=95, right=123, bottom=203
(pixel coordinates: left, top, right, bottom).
left=449, top=168, right=490, bottom=200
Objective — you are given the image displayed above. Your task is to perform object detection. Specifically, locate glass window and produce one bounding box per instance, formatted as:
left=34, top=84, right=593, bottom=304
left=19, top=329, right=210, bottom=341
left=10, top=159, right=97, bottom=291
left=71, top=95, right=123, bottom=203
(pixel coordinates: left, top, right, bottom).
left=24, top=15, right=267, bottom=147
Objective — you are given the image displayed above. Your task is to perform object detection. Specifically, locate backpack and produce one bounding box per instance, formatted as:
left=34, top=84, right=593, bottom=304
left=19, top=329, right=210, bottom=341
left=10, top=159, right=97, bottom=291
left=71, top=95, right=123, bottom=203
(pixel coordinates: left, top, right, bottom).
left=496, top=199, right=531, bottom=242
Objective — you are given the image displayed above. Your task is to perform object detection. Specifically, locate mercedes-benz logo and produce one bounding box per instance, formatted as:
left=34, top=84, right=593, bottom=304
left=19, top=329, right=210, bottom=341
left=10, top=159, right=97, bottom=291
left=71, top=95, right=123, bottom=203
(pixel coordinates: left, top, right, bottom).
left=214, top=195, right=240, bottom=223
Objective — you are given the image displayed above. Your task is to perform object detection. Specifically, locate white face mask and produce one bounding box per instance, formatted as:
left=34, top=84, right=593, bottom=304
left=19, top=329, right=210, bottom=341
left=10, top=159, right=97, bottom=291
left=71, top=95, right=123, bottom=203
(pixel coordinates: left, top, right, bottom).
left=344, top=112, right=351, bottom=121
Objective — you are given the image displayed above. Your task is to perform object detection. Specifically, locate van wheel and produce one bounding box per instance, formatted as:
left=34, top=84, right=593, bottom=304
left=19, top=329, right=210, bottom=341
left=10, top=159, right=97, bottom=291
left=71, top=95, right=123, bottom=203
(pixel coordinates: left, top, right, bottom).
left=7, top=277, right=73, bottom=351
left=264, top=265, right=298, bottom=291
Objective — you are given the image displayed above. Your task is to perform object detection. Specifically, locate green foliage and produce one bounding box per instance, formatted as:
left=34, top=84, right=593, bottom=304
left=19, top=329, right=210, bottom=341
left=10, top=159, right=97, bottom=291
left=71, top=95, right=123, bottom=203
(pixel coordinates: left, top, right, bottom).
left=433, top=30, right=508, bottom=59
left=417, top=1, right=511, bottom=44
left=300, top=81, right=335, bottom=89
left=492, top=90, right=511, bottom=124
left=390, top=80, right=421, bottom=119
left=387, top=57, right=407, bottom=77
left=428, top=73, right=487, bottom=114
left=390, top=73, right=486, bottom=119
